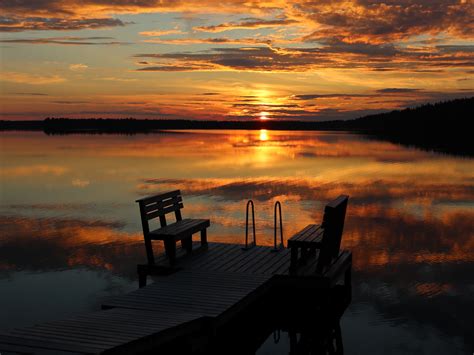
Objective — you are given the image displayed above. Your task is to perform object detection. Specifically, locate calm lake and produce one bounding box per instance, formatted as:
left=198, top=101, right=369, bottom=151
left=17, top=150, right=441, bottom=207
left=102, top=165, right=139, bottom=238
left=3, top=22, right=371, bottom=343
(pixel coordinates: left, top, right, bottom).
left=1, top=130, right=473, bottom=354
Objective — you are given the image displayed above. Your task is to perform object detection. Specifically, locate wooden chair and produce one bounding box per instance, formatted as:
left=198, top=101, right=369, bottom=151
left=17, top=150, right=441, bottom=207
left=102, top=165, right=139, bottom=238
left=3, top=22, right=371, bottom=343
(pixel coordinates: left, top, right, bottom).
left=136, top=190, right=210, bottom=266
left=288, top=195, right=349, bottom=274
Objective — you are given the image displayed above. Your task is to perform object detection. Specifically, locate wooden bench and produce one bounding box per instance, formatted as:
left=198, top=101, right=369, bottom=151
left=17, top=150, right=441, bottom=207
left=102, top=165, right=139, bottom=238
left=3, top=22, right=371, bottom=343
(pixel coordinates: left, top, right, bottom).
left=136, top=190, right=210, bottom=267
left=288, top=195, right=349, bottom=273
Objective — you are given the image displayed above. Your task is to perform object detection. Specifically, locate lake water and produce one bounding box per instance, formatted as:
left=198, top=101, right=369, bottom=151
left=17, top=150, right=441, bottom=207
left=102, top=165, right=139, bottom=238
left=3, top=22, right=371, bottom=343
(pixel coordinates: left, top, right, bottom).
left=1, top=130, right=473, bottom=354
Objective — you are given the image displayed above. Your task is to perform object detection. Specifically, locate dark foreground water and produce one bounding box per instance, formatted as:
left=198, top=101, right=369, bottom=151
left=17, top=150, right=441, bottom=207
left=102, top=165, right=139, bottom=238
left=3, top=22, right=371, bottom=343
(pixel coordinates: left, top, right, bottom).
left=1, top=130, right=473, bottom=354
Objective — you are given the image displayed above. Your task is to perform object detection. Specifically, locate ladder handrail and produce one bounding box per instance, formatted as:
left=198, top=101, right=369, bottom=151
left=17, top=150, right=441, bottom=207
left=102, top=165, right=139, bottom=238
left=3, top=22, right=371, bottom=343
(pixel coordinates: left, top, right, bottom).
left=273, top=201, right=284, bottom=251
left=244, top=199, right=256, bottom=249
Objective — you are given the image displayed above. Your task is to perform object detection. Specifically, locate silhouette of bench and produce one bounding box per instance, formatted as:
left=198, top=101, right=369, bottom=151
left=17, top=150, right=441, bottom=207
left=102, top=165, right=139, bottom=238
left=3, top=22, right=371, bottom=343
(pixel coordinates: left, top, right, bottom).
left=136, top=190, right=210, bottom=267
left=288, top=195, right=349, bottom=274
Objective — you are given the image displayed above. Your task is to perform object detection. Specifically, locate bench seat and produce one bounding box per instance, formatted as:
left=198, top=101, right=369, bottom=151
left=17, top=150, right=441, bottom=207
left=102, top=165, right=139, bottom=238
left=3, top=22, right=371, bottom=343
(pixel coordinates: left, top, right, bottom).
left=150, top=218, right=210, bottom=240
left=287, top=224, right=323, bottom=247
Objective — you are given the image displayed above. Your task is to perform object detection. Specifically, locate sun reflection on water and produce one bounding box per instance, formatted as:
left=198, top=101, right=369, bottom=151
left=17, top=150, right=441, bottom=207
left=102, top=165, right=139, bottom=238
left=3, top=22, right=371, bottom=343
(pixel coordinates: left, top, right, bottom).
left=259, top=129, right=269, bottom=141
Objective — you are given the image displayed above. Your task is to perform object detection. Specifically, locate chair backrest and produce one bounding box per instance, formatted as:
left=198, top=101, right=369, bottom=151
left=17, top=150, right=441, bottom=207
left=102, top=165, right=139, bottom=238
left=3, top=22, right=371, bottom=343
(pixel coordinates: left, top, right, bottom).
left=136, top=190, right=184, bottom=234
left=316, top=195, right=349, bottom=273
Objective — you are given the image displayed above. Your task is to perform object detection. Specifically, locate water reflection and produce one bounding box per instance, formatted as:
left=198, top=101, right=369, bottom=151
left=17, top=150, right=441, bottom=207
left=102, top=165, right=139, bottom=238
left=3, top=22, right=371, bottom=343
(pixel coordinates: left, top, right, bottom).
left=0, top=130, right=473, bottom=353
left=0, top=216, right=144, bottom=274
left=204, top=286, right=350, bottom=355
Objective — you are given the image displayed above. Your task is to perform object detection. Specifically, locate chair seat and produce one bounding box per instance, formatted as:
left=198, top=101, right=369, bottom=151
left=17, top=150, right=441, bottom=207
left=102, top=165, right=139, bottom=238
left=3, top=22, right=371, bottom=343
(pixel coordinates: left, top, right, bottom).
left=149, top=218, right=210, bottom=240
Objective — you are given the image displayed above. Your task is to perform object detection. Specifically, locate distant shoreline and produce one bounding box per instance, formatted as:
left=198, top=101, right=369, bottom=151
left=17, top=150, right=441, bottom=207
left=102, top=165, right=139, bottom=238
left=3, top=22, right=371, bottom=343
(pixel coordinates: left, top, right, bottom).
left=0, top=118, right=354, bottom=132
left=1, top=97, right=472, bottom=156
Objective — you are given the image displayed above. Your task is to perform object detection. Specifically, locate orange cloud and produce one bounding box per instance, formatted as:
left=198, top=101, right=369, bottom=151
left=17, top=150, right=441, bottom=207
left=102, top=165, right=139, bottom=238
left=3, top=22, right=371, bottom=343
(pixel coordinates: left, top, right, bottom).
left=1, top=165, right=69, bottom=177
left=0, top=71, right=66, bottom=85
left=0, top=36, right=128, bottom=45
left=193, top=18, right=298, bottom=32
left=0, top=17, right=127, bottom=32
left=134, top=45, right=474, bottom=73
left=2, top=0, right=472, bottom=44
left=139, top=29, right=184, bottom=36
left=142, top=37, right=274, bottom=46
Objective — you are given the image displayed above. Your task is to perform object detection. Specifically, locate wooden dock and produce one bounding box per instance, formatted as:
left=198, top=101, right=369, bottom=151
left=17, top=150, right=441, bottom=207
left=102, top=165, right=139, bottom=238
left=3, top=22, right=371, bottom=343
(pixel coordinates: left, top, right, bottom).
left=0, top=308, right=206, bottom=354
left=0, top=242, right=351, bottom=354
left=0, top=194, right=352, bottom=354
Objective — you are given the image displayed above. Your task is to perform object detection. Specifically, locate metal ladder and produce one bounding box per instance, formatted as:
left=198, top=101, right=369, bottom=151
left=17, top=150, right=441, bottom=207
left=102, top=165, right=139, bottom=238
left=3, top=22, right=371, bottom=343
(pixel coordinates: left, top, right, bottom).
left=243, top=199, right=256, bottom=250
left=243, top=199, right=284, bottom=251
left=272, top=201, right=284, bottom=251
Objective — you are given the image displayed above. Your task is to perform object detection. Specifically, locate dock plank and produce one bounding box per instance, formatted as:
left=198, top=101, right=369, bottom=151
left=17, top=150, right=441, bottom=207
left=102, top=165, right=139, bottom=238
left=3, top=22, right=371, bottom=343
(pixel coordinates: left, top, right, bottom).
left=237, top=248, right=277, bottom=274
left=187, top=243, right=240, bottom=269
left=196, top=244, right=244, bottom=270
left=0, top=308, right=207, bottom=354
left=225, top=246, right=270, bottom=273
left=103, top=270, right=272, bottom=318
left=259, top=250, right=292, bottom=275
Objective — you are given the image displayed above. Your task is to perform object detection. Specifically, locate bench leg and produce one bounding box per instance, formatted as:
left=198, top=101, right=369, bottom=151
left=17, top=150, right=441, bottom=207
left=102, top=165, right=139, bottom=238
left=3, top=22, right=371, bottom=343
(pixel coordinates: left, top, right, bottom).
left=138, top=270, right=147, bottom=288
left=137, top=264, right=148, bottom=288
left=182, top=236, right=193, bottom=253
left=290, top=247, right=298, bottom=273
left=344, top=266, right=352, bottom=298
left=334, top=322, right=344, bottom=354
left=289, top=330, right=297, bottom=353
left=164, top=239, right=177, bottom=265
left=301, top=247, right=309, bottom=264
left=344, top=267, right=352, bottom=288
left=342, top=266, right=352, bottom=303
left=200, top=228, right=208, bottom=247
left=144, top=237, right=155, bottom=265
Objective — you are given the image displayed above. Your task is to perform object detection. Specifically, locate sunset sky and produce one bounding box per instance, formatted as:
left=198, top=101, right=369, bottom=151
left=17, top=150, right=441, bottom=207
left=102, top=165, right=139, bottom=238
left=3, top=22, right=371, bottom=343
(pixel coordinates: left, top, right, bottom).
left=0, top=0, right=473, bottom=121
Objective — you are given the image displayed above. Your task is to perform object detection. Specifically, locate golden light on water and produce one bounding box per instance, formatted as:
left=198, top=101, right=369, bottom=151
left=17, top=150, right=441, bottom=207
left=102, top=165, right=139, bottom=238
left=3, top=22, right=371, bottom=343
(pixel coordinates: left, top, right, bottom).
left=259, top=129, right=269, bottom=141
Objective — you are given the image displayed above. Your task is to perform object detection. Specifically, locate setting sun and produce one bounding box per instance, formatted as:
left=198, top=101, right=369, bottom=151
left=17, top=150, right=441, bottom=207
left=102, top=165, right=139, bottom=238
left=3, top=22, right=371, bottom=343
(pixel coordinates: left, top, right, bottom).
left=259, top=112, right=270, bottom=121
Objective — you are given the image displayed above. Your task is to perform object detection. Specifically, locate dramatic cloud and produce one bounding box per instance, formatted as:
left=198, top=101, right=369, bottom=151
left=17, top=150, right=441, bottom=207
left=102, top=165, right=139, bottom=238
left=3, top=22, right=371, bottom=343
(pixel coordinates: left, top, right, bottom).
left=436, top=45, right=474, bottom=53
left=135, top=46, right=332, bottom=72
left=0, top=36, right=129, bottom=45
left=2, top=1, right=472, bottom=42
left=142, top=37, right=273, bottom=46
left=193, top=18, right=298, bottom=32
left=0, top=16, right=127, bottom=32
left=376, top=88, right=420, bottom=94
left=301, top=0, right=474, bottom=43
left=135, top=44, right=474, bottom=73
left=320, top=40, right=399, bottom=56
left=293, top=94, right=371, bottom=100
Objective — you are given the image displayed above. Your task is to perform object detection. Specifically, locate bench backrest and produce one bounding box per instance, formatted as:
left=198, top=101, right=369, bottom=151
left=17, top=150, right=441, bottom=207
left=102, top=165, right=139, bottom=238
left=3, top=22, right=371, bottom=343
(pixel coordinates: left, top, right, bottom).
left=316, top=195, right=349, bottom=272
left=136, top=190, right=184, bottom=234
